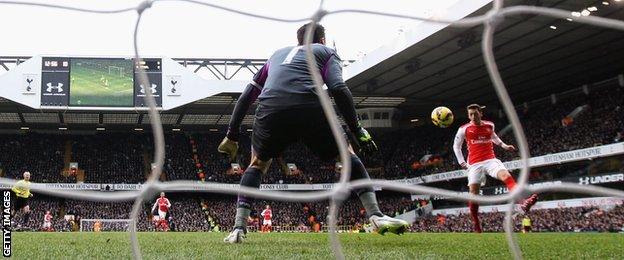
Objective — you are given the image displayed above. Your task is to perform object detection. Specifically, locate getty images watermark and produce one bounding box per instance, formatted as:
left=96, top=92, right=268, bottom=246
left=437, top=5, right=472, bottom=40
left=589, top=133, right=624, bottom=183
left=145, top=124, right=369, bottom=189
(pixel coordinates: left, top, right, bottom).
left=2, top=191, right=11, bottom=257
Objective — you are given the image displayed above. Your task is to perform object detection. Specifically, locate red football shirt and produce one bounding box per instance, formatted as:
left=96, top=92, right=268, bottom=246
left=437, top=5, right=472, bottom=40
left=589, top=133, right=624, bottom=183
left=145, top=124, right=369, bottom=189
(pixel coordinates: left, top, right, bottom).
left=453, top=120, right=502, bottom=165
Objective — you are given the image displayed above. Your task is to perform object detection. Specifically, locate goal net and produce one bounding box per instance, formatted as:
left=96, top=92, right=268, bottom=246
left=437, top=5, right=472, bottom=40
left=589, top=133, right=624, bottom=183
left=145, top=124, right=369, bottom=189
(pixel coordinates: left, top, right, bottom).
left=80, top=219, right=136, bottom=232
left=2, top=1, right=624, bottom=259
left=108, top=65, right=124, bottom=77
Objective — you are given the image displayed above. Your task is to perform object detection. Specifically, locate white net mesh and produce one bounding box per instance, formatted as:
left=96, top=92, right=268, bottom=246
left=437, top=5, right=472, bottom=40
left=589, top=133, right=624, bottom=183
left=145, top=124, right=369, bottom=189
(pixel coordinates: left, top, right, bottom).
left=0, top=1, right=623, bottom=260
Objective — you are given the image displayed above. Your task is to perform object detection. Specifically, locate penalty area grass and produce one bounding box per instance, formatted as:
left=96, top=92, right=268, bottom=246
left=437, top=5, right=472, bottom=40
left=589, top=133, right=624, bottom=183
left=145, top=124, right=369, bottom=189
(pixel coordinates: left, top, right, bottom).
left=11, top=232, right=623, bottom=259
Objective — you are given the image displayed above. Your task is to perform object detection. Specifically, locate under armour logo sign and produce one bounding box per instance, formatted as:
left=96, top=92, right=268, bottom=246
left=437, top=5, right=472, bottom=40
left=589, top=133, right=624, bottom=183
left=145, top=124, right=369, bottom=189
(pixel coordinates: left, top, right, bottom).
left=139, top=83, right=158, bottom=94
left=46, top=82, right=63, bottom=92
left=578, top=177, right=589, bottom=185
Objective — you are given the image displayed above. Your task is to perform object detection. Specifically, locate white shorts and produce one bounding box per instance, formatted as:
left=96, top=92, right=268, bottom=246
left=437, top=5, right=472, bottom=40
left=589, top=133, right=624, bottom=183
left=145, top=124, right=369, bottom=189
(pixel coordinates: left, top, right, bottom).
left=43, top=222, right=51, bottom=229
left=467, top=158, right=507, bottom=186
left=263, top=220, right=272, bottom=226
left=158, top=209, right=167, bottom=219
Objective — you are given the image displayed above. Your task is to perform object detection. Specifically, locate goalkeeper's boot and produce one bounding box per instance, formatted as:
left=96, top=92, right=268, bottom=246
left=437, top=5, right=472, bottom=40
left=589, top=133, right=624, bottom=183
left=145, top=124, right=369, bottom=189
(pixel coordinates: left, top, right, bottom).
left=520, top=194, right=539, bottom=213
left=369, top=215, right=409, bottom=235
left=223, top=227, right=246, bottom=244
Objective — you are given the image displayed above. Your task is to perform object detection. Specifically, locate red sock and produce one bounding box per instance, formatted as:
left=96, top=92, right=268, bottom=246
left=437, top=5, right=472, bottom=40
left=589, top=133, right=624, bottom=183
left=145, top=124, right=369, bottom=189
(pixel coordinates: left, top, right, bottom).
left=468, top=202, right=482, bottom=233
left=503, top=176, right=517, bottom=191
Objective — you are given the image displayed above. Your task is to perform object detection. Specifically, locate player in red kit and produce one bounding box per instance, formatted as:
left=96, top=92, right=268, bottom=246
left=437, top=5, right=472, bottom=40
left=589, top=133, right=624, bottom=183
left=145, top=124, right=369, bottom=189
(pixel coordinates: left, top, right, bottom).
left=152, top=192, right=171, bottom=231
left=453, top=104, right=538, bottom=233
left=260, top=205, right=273, bottom=232
left=42, top=210, right=53, bottom=231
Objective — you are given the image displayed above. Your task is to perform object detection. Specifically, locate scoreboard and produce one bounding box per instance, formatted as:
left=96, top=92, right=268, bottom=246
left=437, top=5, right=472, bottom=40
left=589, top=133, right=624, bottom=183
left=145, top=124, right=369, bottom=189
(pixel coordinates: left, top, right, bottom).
left=0, top=55, right=247, bottom=111
left=40, top=57, right=162, bottom=108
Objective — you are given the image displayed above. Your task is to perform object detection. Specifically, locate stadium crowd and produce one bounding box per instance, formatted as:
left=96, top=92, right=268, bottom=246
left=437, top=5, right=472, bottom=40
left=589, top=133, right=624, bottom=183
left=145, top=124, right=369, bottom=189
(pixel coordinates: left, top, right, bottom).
left=0, top=134, right=65, bottom=183
left=386, top=84, right=624, bottom=178
left=2, top=85, right=621, bottom=185
left=14, top=196, right=209, bottom=232
left=13, top=194, right=623, bottom=233
left=2, top=81, right=623, bottom=237
left=72, top=134, right=145, bottom=183
left=411, top=205, right=624, bottom=233
left=13, top=193, right=416, bottom=232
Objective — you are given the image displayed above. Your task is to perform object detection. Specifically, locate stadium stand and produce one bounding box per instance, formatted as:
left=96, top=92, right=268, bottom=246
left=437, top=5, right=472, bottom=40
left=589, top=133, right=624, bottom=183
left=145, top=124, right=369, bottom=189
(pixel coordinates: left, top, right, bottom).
left=0, top=134, right=65, bottom=183
left=384, top=83, right=624, bottom=179
left=412, top=205, right=624, bottom=233
left=71, top=134, right=145, bottom=183
left=1, top=84, right=621, bottom=184
left=13, top=194, right=623, bottom=233
left=1, top=82, right=622, bottom=236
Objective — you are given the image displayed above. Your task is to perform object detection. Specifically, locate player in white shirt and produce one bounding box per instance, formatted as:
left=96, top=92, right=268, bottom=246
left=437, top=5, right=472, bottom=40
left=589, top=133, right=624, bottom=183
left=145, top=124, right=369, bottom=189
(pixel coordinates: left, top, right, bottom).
left=453, top=104, right=538, bottom=233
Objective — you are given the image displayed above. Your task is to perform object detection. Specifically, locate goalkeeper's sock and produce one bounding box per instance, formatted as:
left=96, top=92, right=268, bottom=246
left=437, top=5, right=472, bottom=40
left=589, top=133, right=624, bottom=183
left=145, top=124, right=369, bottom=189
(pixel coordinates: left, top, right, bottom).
left=359, top=192, right=383, bottom=218
left=234, top=167, right=262, bottom=229
left=350, top=155, right=382, bottom=217
left=468, top=202, right=481, bottom=233
left=233, top=208, right=251, bottom=230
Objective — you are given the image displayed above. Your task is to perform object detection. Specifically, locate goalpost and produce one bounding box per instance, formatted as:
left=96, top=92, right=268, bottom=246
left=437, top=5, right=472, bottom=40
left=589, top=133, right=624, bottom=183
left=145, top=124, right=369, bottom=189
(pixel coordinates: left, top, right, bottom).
left=108, top=66, right=124, bottom=77
left=80, top=219, right=136, bottom=232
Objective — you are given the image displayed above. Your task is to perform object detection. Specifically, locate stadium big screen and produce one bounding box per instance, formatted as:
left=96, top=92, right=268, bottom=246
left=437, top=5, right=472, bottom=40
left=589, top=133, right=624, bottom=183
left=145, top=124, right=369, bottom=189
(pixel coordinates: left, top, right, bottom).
left=69, top=58, right=134, bottom=107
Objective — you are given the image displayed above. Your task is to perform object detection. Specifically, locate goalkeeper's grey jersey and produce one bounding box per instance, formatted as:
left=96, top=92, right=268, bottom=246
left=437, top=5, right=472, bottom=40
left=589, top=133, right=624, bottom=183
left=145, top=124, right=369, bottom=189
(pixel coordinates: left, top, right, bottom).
left=256, top=44, right=347, bottom=108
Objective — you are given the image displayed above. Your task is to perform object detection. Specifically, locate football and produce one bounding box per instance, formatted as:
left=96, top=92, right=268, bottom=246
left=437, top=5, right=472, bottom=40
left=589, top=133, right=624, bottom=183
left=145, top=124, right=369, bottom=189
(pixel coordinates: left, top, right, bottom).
left=431, top=106, right=454, bottom=128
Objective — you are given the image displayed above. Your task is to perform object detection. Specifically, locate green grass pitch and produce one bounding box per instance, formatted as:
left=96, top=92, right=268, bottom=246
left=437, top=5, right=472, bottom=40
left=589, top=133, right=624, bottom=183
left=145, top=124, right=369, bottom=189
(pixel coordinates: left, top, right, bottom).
left=10, top=232, right=623, bottom=259
left=69, top=59, right=134, bottom=106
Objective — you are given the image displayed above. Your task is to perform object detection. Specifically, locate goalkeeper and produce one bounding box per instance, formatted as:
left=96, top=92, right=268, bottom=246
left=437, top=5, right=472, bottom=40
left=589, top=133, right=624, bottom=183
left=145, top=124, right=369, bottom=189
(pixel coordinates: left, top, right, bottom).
left=219, top=23, right=408, bottom=244
left=11, top=171, right=34, bottom=228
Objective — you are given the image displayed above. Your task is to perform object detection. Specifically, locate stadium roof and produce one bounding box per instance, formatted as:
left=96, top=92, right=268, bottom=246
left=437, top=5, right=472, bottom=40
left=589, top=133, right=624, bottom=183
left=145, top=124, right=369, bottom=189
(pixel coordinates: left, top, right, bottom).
left=1, top=0, right=623, bottom=129
left=346, top=0, right=624, bottom=118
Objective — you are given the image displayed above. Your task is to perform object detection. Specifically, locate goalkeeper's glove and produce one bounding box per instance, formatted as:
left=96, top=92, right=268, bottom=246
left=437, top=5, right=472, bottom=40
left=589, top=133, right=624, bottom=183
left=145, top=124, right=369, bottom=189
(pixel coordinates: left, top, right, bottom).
left=349, top=127, right=378, bottom=156
left=217, top=137, right=238, bottom=162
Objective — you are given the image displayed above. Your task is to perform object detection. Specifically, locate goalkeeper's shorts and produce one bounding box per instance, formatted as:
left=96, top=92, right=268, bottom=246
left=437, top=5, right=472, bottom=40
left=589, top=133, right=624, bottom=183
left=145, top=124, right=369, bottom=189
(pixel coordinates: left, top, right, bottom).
left=252, top=105, right=345, bottom=162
